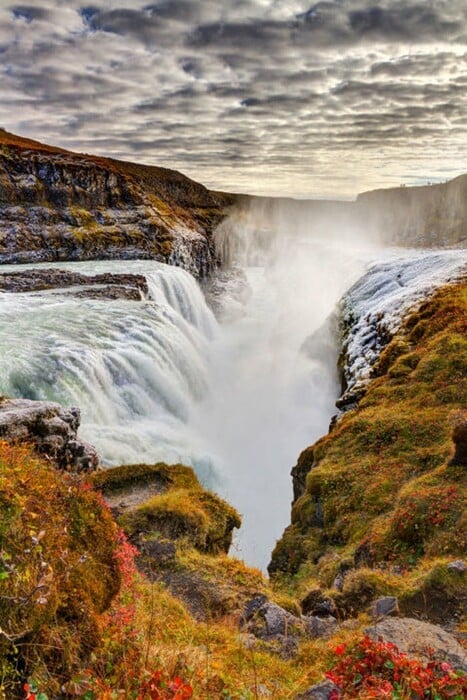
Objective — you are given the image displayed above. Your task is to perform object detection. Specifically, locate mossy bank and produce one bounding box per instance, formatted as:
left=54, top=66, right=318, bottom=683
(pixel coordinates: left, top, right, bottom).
left=270, top=281, right=466, bottom=626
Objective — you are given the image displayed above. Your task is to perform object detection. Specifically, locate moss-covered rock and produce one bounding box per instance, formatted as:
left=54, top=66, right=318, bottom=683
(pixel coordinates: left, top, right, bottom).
left=270, top=282, right=467, bottom=627
left=94, top=462, right=241, bottom=555
left=0, top=441, right=120, bottom=696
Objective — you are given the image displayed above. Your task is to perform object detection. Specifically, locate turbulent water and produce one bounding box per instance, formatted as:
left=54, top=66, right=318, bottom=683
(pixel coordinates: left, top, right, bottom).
left=0, top=222, right=465, bottom=569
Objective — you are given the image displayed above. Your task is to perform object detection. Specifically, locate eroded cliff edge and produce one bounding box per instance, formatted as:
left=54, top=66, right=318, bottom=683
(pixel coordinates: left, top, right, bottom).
left=0, top=129, right=235, bottom=275
left=270, top=277, right=467, bottom=630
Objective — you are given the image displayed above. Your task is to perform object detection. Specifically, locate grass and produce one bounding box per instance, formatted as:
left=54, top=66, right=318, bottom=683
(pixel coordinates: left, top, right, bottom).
left=270, top=281, right=467, bottom=622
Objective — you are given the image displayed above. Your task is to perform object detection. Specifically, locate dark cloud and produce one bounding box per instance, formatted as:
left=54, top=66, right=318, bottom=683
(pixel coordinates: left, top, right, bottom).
left=0, top=0, right=465, bottom=196
left=11, top=5, right=48, bottom=22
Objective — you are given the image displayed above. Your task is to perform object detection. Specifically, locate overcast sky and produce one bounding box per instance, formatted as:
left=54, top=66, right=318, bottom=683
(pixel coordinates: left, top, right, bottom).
left=0, top=1, right=465, bottom=197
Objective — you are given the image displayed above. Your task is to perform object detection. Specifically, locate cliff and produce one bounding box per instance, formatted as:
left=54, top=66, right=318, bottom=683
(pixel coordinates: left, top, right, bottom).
left=270, top=280, right=466, bottom=626
left=0, top=129, right=234, bottom=276
left=1, top=129, right=465, bottom=278
left=355, top=174, right=467, bottom=247
left=222, top=174, right=466, bottom=253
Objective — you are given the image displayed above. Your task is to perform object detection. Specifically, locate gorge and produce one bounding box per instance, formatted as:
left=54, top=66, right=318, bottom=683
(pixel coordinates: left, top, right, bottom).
left=0, top=130, right=465, bottom=699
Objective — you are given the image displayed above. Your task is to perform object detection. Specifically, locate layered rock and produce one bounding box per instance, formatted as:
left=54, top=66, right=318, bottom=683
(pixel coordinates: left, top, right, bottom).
left=0, top=267, right=149, bottom=299
left=0, top=397, right=98, bottom=471
left=0, top=129, right=234, bottom=276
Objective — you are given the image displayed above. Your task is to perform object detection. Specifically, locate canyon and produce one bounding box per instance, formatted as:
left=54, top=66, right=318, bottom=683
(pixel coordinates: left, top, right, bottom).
left=0, top=130, right=465, bottom=699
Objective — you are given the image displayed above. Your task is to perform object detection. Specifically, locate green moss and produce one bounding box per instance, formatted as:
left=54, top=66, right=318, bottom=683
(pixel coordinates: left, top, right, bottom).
left=93, top=462, right=198, bottom=493
left=108, top=464, right=241, bottom=556
left=270, top=282, right=467, bottom=618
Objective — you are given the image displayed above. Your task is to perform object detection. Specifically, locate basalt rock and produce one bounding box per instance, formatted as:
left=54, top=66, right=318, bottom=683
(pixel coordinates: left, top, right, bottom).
left=0, top=397, right=98, bottom=471
left=0, top=268, right=149, bottom=299
left=366, top=618, right=467, bottom=670
left=0, top=129, right=235, bottom=277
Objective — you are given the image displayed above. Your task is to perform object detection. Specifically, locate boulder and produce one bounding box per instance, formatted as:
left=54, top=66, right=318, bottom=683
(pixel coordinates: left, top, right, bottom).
left=449, top=420, right=467, bottom=466
left=370, top=596, right=399, bottom=620
left=0, top=397, right=98, bottom=471
left=366, top=617, right=467, bottom=670
left=294, top=680, right=340, bottom=700
left=304, top=615, right=339, bottom=638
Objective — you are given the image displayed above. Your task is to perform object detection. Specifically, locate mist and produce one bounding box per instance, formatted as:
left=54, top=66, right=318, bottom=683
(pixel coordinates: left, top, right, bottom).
left=190, top=198, right=381, bottom=568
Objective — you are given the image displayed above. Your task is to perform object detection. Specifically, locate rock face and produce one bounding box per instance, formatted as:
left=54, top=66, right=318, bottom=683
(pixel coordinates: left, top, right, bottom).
left=355, top=174, right=467, bottom=248
left=0, top=268, right=149, bottom=299
left=366, top=618, right=467, bottom=670
left=450, top=419, right=467, bottom=466
left=0, top=397, right=98, bottom=471
left=0, top=129, right=234, bottom=277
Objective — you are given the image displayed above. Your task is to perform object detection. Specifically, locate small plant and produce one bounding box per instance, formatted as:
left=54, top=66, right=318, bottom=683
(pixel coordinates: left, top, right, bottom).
left=325, top=636, right=466, bottom=699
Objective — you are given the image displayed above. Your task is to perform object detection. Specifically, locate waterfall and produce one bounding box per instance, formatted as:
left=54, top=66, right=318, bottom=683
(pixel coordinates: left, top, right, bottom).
left=0, top=260, right=219, bottom=483
left=0, top=232, right=465, bottom=570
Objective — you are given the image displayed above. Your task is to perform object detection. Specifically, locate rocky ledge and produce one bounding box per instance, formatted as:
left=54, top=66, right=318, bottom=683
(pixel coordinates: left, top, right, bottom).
left=0, top=396, right=98, bottom=471
left=0, top=268, right=149, bottom=300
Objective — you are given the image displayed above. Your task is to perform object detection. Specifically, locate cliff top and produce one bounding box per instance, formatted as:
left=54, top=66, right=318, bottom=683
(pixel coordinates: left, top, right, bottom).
left=0, top=127, right=235, bottom=209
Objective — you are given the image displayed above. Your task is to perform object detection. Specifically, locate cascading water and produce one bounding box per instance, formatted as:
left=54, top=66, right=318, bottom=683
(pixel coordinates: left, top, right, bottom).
left=0, top=260, right=219, bottom=483
left=0, top=214, right=465, bottom=570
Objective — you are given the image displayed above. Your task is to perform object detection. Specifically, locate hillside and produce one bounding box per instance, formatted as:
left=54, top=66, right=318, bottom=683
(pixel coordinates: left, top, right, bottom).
left=0, top=129, right=234, bottom=275
left=270, top=280, right=466, bottom=625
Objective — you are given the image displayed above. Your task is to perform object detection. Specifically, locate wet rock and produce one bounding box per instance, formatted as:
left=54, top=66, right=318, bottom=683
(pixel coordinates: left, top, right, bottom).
left=370, top=596, right=399, bottom=620
left=366, top=617, right=467, bottom=670
left=294, top=679, right=341, bottom=700
left=0, top=397, right=98, bottom=471
left=0, top=268, right=149, bottom=299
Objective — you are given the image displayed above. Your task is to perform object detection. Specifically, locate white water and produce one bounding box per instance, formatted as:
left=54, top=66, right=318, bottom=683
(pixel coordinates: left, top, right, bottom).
left=0, top=227, right=465, bottom=569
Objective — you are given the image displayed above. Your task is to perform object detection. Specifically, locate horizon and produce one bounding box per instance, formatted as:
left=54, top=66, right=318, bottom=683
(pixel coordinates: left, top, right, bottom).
left=0, top=1, right=465, bottom=197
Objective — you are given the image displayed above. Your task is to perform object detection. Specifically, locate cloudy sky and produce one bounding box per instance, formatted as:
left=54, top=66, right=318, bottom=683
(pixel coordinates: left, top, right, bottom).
left=0, top=1, right=466, bottom=197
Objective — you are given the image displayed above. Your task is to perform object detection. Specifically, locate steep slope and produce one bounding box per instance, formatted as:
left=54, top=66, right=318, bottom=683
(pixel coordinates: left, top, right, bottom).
left=270, top=280, right=466, bottom=624
left=355, top=174, right=467, bottom=247
left=0, top=129, right=234, bottom=275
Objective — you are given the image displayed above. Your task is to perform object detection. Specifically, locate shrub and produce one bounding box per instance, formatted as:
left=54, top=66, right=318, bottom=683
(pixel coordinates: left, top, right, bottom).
left=326, top=636, right=466, bottom=699
left=0, top=441, right=121, bottom=697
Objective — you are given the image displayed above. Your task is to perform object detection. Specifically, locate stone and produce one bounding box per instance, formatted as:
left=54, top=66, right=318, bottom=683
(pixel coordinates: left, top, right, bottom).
left=370, top=596, right=399, bottom=619
left=260, top=601, right=301, bottom=638
left=242, top=594, right=269, bottom=623
left=0, top=269, right=149, bottom=298
left=294, top=679, right=340, bottom=700
left=301, top=588, right=337, bottom=617
left=0, top=397, right=98, bottom=471
left=447, top=559, right=467, bottom=573
left=332, top=573, right=345, bottom=591
left=449, top=420, right=467, bottom=466
left=304, top=615, right=339, bottom=638
left=366, top=617, right=467, bottom=670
